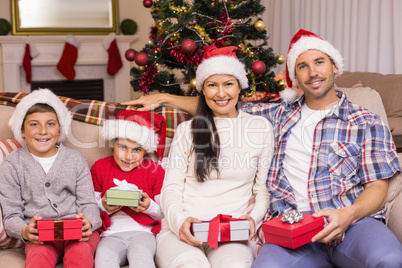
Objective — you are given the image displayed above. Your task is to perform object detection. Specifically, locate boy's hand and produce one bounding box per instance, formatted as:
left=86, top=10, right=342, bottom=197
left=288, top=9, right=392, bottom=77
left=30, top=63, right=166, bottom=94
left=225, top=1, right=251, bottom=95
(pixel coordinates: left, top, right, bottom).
left=101, top=194, right=121, bottom=214
left=21, top=215, right=43, bottom=244
left=76, top=213, right=92, bottom=242
left=130, top=192, right=150, bottom=213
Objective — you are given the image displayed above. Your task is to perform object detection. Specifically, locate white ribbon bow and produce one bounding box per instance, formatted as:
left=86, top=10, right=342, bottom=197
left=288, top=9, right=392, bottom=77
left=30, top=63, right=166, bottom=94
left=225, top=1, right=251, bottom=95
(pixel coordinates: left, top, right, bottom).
left=111, top=179, right=140, bottom=191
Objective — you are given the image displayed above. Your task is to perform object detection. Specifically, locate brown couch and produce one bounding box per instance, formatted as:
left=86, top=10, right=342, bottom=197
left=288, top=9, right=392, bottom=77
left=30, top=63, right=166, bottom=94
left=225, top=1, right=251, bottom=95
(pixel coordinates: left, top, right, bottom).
left=0, top=85, right=401, bottom=267
left=335, top=71, right=402, bottom=152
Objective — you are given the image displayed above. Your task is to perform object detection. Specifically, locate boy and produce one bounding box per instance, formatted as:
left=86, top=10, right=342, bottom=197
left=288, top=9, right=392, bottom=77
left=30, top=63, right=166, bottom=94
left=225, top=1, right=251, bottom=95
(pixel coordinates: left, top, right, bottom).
left=91, top=110, right=166, bottom=268
left=0, top=88, right=102, bottom=267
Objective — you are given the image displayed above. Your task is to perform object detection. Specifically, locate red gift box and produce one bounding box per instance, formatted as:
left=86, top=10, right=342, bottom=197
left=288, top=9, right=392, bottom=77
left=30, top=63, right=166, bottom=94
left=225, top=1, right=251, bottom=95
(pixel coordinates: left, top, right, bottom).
left=262, top=213, right=325, bottom=249
left=37, top=218, right=82, bottom=242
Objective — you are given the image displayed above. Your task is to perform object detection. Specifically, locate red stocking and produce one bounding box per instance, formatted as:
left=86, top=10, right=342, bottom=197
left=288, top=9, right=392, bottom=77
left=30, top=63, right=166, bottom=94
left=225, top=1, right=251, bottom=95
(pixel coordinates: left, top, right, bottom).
left=104, top=33, right=123, bottom=76
left=22, top=39, right=39, bottom=84
left=57, top=35, right=80, bottom=80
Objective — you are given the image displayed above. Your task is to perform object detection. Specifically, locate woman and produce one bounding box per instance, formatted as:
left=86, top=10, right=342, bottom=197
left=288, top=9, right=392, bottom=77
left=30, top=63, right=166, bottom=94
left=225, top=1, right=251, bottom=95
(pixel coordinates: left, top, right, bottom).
left=155, top=46, right=274, bottom=268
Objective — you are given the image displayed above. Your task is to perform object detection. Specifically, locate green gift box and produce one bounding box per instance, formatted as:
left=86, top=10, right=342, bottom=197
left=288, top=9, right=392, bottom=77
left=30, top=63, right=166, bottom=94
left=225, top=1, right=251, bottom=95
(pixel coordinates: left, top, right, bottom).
left=106, top=189, right=142, bottom=207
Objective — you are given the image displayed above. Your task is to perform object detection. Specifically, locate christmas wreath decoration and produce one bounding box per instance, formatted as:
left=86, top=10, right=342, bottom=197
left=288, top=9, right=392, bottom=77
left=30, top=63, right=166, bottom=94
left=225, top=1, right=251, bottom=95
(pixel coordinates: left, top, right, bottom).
left=0, top=18, right=11, bottom=35
left=120, top=19, right=137, bottom=35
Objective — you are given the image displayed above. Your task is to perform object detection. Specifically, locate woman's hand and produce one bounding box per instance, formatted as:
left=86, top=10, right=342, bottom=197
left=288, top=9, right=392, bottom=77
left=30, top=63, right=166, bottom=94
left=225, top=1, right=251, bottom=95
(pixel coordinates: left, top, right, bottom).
left=77, top=213, right=92, bottom=242
left=179, top=217, right=203, bottom=247
left=101, top=194, right=121, bottom=214
left=21, top=215, right=43, bottom=244
left=239, top=214, right=256, bottom=241
left=121, top=94, right=167, bottom=111
left=130, top=192, right=151, bottom=213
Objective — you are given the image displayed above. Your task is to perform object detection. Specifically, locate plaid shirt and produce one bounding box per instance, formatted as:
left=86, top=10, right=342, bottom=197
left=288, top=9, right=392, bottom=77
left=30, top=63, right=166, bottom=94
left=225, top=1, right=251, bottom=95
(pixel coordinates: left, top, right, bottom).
left=242, top=90, right=400, bottom=220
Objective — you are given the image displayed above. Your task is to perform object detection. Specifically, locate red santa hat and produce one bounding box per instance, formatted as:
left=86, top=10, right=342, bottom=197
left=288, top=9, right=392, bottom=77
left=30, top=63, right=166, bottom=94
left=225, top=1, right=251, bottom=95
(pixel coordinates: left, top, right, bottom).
left=8, top=88, right=72, bottom=145
left=102, top=110, right=166, bottom=161
left=195, top=46, right=248, bottom=92
left=281, top=29, right=344, bottom=103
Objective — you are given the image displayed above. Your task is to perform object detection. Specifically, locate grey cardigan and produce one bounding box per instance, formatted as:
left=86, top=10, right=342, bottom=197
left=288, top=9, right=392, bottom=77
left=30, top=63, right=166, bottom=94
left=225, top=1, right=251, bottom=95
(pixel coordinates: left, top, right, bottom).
left=0, top=144, right=101, bottom=240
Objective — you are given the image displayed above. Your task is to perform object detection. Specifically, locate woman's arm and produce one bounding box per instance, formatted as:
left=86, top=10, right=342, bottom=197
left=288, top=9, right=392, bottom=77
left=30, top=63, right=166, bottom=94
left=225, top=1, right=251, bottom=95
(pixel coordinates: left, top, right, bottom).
left=122, top=93, right=199, bottom=115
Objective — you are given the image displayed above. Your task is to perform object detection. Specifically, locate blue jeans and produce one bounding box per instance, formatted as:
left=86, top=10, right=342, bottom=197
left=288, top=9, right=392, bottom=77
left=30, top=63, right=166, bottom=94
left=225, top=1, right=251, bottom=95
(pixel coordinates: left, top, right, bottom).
left=252, top=217, right=402, bottom=268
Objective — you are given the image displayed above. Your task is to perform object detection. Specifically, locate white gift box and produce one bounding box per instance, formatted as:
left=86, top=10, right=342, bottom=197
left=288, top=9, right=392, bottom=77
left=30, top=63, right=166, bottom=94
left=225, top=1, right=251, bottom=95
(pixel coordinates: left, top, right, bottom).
left=192, top=220, right=250, bottom=242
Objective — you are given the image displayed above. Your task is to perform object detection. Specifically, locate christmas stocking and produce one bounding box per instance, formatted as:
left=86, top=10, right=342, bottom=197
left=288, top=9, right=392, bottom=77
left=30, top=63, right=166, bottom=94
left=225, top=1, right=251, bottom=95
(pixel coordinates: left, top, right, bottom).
left=104, top=33, right=123, bottom=76
left=57, top=35, right=80, bottom=80
left=22, top=39, right=39, bottom=84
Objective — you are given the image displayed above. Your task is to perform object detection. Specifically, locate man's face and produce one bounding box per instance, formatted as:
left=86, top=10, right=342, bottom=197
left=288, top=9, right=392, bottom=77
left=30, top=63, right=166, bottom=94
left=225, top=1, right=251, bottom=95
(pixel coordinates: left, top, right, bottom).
left=294, top=49, right=338, bottom=101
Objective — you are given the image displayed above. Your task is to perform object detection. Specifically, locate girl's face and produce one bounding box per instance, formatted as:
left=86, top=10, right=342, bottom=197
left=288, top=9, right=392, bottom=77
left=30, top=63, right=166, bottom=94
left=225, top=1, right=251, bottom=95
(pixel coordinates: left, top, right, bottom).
left=202, top=74, right=241, bottom=118
left=113, top=138, right=146, bottom=172
left=22, top=112, right=59, bottom=157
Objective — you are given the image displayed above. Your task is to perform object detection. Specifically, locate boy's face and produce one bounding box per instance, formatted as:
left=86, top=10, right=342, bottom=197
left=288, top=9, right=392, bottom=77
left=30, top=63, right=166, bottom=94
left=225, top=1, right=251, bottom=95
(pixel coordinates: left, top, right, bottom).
left=113, top=138, right=146, bottom=172
left=22, top=112, right=59, bottom=158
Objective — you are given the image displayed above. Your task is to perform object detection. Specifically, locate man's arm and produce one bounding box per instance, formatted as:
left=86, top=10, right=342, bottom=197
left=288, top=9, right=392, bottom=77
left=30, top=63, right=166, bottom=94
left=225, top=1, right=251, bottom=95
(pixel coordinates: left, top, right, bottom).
left=122, top=93, right=199, bottom=115
left=312, top=179, right=388, bottom=244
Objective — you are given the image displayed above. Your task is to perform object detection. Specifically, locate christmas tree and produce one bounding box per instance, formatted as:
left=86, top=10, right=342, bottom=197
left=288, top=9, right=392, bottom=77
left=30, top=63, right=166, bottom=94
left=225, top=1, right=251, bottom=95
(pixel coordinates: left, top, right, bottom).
left=128, top=0, right=285, bottom=99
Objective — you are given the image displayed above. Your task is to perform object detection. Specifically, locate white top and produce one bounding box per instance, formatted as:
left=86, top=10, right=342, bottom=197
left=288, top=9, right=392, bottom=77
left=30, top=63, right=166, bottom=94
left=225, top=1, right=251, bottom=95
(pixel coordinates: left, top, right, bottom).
left=161, top=110, right=274, bottom=237
left=283, top=104, right=330, bottom=212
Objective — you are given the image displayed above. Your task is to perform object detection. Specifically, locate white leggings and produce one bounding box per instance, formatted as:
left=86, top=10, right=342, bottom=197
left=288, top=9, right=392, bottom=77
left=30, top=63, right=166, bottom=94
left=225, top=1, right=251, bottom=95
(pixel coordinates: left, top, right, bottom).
left=155, top=220, right=256, bottom=268
left=95, top=231, right=156, bottom=268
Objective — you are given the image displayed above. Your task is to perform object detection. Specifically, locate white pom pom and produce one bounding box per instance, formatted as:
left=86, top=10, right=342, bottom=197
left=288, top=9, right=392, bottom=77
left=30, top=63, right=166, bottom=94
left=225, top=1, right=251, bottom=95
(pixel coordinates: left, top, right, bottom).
left=279, top=88, right=298, bottom=104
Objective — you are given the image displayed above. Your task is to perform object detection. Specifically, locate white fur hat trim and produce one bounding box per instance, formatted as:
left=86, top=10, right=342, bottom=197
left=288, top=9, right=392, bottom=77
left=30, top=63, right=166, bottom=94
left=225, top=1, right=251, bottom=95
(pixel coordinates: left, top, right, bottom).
left=8, top=88, right=72, bottom=145
left=102, top=119, right=159, bottom=153
left=195, top=56, right=248, bottom=92
left=287, top=36, right=344, bottom=87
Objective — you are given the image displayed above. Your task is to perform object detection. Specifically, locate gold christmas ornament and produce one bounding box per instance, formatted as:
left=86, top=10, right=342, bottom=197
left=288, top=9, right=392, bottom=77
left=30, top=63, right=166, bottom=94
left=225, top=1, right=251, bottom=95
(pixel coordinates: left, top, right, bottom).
left=138, top=65, right=147, bottom=72
left=277, top=79, right=287, bottom=90
left=254, top=20, right=265, bottom=32
left=190, top=78, right=197, bottom=89
left=276, top=54, right=286, bottom=64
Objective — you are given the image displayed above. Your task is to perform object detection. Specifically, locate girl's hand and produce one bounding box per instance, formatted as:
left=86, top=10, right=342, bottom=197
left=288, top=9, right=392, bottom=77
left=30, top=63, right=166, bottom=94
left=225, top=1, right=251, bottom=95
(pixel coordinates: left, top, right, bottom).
left=21, top=215, right=43, bottom=244
left=179, top=217, right=203, bottom=247
left=101, top=194, right=121, bottom=214
left=239, top=214, right=256, bottom=241
left=76, top=213, right=92, bottom=242
left=130, top=192, right=151, bottom=213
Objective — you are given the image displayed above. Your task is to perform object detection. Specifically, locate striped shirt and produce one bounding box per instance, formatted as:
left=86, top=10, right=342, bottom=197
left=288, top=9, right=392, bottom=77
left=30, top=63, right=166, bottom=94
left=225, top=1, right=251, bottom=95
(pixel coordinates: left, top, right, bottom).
left=242, top=90, right=400, bottom=220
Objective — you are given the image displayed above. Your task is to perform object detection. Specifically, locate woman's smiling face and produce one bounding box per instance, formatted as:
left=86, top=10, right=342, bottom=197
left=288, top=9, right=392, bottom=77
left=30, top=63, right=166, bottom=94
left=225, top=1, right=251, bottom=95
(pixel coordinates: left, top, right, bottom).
left=202, top=74, right=241, bottom=118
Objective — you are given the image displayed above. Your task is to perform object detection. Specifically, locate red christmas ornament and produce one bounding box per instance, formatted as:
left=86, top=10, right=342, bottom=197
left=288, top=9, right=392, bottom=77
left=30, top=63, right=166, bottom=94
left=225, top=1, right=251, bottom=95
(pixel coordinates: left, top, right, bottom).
left=251, top=60, right=266, bottom=75
left=181, top=39, right=197, bottom=54
left=143, top=0, right=153, bottom=8
left=125, top=49, right=136, bottom=61
left=134, top=52, right=149, bottom=66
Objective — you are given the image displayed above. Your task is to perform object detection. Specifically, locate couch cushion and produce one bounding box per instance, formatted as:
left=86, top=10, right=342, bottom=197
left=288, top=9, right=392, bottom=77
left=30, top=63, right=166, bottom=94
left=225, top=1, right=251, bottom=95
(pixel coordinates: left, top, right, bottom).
left=0, top=139, right=22, bottom=165
left=335, top=72, right=402, bottom=118
left=338, top=86, right=389, bottom=127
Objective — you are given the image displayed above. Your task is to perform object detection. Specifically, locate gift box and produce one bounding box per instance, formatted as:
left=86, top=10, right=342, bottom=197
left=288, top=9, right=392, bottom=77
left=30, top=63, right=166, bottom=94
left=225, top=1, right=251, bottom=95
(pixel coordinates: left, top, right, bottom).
left=106, top=188, right=142, bottom=207
left=262, top=213, right=325, bottom=249
left=37, top=218, right=82, bottom=242
left=191, top=215, right=249, bottom=249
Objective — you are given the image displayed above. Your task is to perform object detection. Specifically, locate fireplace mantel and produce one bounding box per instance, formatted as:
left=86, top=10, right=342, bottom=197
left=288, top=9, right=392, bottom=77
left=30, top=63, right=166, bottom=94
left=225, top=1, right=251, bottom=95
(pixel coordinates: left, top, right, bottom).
left=0, top=35, right=137, bottom=102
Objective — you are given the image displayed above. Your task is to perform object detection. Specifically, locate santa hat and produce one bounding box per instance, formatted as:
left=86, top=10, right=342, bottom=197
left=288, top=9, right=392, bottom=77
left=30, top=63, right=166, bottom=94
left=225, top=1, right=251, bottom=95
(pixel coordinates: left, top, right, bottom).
left=195, top=46, right=248, bottom=92
left=102, top=110, right=166, bottom=161
left=281, top=29, right=344, bottom=103
left=8, top=88, right=72, bottom=145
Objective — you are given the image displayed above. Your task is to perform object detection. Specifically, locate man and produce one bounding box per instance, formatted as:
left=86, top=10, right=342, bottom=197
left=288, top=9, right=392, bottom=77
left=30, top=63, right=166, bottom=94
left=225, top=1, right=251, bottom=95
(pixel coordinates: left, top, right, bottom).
left=123, top=29, right=402, bottom=267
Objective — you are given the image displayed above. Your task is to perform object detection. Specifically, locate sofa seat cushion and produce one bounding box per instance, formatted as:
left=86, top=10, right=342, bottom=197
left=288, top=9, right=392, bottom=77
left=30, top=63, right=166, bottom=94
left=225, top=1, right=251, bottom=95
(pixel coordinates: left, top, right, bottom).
left=388, top=117, right=402, bottom=136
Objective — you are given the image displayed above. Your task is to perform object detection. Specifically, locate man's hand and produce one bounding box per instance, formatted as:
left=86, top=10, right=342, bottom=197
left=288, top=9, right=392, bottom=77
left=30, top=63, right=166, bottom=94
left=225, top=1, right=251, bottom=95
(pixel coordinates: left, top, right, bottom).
left=311, top=207, right=354, bottom=243
left=239, top=214, right=256, bottom=241
left=21, top=215, right=43, bottom=244
left=101, top=194, right=121, bottom=214
left=77, top=213, right=92, bottom=242
left=121, top=94, right=166, bottom=111
left=130, top=192, right=151, bottom=213
left=179, top=217, right=203, bottom=246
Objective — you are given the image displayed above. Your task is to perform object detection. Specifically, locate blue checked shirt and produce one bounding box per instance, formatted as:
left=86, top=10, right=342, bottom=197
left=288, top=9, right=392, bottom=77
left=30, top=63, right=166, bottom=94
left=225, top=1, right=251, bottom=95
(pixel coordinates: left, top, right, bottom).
left=242, top=90, right=400, bottom=220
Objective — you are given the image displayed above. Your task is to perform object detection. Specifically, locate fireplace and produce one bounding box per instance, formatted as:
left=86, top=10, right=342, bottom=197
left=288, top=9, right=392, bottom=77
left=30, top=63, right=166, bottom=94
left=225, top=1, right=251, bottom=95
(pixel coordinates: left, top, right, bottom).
left=0, top=35, right=137, bottom=103
left=31, top=79, right=104, bottom=101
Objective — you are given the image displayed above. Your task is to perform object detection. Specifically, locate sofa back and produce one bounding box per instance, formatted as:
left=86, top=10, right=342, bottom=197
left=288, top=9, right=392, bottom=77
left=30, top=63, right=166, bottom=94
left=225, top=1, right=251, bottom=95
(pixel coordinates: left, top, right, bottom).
left=335, top=71, right=402, bottom=118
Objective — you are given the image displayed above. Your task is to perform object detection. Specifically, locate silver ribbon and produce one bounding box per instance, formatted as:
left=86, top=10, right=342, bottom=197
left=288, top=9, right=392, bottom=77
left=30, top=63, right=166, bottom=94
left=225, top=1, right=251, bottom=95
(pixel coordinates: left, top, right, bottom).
left=281, top=210, right=304, bottom=224
left=111, top=179, right=140, bottom=191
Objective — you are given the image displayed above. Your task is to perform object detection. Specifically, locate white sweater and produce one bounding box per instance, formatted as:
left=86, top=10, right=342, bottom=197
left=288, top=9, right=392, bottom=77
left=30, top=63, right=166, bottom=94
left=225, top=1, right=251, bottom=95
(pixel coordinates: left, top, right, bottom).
left=161, top=110, right=274, bottom=237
